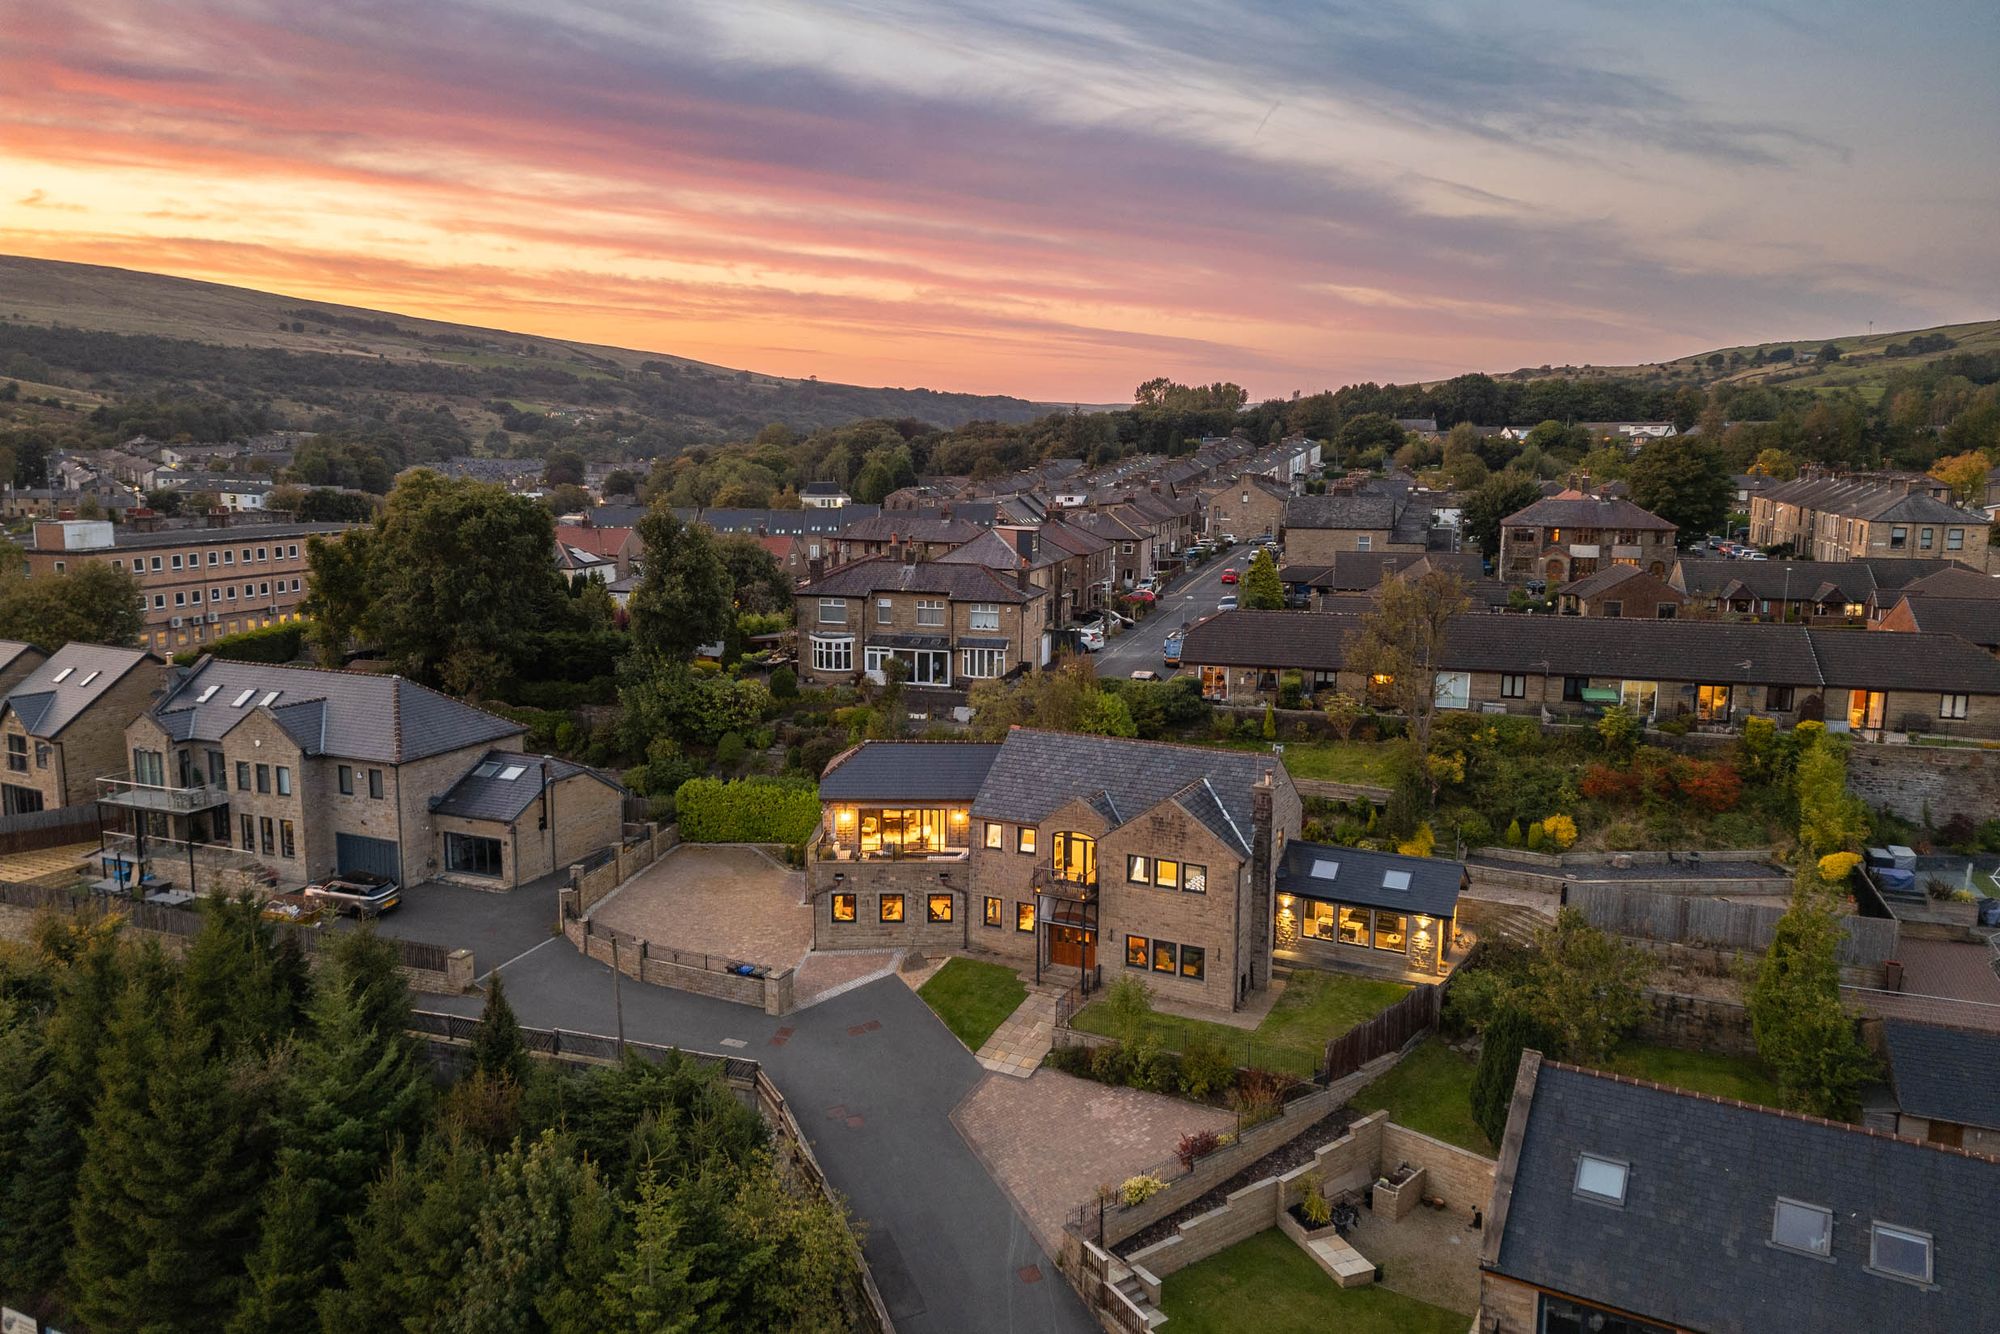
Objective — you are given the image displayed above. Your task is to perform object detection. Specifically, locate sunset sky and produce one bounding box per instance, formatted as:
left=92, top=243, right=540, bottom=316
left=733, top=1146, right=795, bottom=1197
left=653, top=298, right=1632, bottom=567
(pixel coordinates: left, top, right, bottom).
left=2, top=0, right=1995, bottom=401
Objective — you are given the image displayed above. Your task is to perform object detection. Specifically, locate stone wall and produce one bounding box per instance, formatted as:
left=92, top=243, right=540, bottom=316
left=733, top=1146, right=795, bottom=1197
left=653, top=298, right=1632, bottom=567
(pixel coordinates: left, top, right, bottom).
left=1478, top=1273, right=1541, bottom=1333
left=1639, top=988, right=1758, bottom=1057
left=809, top=856, right=970, bottom=954
left=1846, top=740, right=2000, bottom=826
left=564, top=916, right=794, bottom=1015
left=1379, top=1122, right=1496, bottom=1215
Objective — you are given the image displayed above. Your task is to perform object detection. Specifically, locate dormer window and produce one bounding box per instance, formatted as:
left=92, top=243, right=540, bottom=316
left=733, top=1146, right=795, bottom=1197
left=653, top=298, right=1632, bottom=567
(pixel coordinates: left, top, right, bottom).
left=1574, top=1153, right=1627, bottom=1205
left=1771, top=1199, right=1832, bottom=1256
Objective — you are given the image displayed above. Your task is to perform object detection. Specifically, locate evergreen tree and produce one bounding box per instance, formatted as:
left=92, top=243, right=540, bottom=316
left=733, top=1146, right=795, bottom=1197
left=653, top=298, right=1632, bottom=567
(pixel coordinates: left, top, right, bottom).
left=229, top=1161, right=334, bottom=1334
left=68, top=989, right=272, bottom=1333
left=322, top=1128, right=493, bottom=1334
left=447, top=1131, right=619, bottom=1334
left=1471, top=1005, right=1559, bottom=1147
left=1749, top=878, right=1878, bottom=1118
left=599, top=1174, right=703, bottom=1333
left=326, top=924, right=414, bottom=1042
left=1239, top=548, right=1284, bottom=609
left=471, top=971, right=531, bottom=1087
left=181, top=894, right=306, bottom=1054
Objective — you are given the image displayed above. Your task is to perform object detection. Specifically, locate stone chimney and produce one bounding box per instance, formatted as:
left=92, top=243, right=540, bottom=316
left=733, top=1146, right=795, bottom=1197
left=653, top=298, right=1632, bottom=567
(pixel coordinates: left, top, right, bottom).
left=1247, top=770, right=1276, bottom=998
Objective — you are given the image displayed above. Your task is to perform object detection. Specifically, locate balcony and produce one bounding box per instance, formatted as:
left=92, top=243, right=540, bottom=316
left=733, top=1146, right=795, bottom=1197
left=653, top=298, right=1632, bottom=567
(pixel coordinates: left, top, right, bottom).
left=96, top=775, right=231, bottom=814
left=1032, top=866, right=1098, bottom=902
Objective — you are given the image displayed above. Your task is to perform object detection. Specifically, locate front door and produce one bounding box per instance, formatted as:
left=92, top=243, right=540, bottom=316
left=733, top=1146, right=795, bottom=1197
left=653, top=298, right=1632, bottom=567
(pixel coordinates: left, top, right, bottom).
left=1848, top=689, right=1885, bottom=731
left=1048, top=926, right=1096, bottom=970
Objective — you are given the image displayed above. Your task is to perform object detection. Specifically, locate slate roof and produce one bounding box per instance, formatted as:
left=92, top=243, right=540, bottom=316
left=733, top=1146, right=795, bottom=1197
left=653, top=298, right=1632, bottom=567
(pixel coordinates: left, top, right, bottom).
left=1898, top=567, right=2000, bottom=600
left=799, top=554, right=1037, bottom=603
left=1673, top=558, right=1883, bottom=604
left=835, top=514, right=986, bottom=547
left=1490, top=1061, right=2000, bottom=1333
left=431, top=749, right=624, bottom=822
left=1760, top=476, right=1984, bottom=525
left=801, top=481, right=848, bottom=498
left=0, top=641, right=42, bottom=676
left=1285, top=493, right=1403, bottom=532
left=1501, top=494, right=1675, bottom=530
left=1885, top=597, right=2000, bottom=649
left=0, top=644, right=157, bottom=738
left=970, top=730, right=1277, bottom=855
left=1177, top=611, right=2000, bottom=692
left=819, top=741, right=1004, bottom=801
left=681, top=505, right=880, bottom=536
left=1883, top=1021, right=2000, bottom=1131
left=1559, top=565, right=1686, bottom=605
left=1305, top=550, right=1486, bottom=592
left=149, top=659, right=524, bottom=764
left=1276, top=841, right=1464, bottom=916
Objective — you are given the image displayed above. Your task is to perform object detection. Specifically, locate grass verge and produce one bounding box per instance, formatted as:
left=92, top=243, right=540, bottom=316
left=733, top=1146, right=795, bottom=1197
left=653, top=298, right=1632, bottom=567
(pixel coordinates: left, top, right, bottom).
left=1159, top=1229, right=1468, bottom=1334
left=1070, top=970, right=1408, bottom=1079
left=917, top=958, right=1027, bottom=1051
left=1348, top=1036, right=1493, bottom=1156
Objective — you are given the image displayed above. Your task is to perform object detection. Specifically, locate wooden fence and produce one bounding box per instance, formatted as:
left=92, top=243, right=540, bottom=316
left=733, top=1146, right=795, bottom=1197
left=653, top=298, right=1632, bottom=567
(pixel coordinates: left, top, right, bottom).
left=1569, top=881, right=1897, bottom=967
left=0, top=801, right=101, bottom=854
left=0, top=879, right=454, bottom=974
left=1320, top=980, right=1441, bottom=1081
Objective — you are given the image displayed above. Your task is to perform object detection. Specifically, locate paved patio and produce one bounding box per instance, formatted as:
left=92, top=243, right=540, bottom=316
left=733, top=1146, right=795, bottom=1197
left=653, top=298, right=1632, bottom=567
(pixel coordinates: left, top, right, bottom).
left=588, top=843, right=813, bottom=971
left=953, top=1069, right=1234, bottom=1251
left=1342, top=1194, right=1482, bottom=1314
left=974, top=980, right=1067, bottom=1077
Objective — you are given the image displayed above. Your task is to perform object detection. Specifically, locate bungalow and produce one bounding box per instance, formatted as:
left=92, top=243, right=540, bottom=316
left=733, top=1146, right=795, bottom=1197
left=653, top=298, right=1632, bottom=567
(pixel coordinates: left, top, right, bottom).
left=1176, top=610, right=2000, bottom=738
left=809, top=731, right=1301, bottom=1012
left=1479, top=1054, right=2000, bottom=1333
left=1274, top=842, right=1466, bottom=976
left=1875, top=595, right=2000, bottom=655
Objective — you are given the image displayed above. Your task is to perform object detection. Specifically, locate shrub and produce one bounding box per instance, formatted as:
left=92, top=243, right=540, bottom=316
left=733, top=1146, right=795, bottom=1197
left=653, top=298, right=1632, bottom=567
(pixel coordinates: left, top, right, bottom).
left=1396, top=822, right=1436, bottom=858
left=768, top=666, right=797, bottom=699
left=1178, top=1030, right=1235, bottom=1102
left=1175, top=1128, right=1222, bottom=1171
left=1816, top=851, right=1862, bottom=884
left=1120, top=1174, right=1167, bottom=1207
left=1676, top=759, right=1742, bottom=813
left=672, top=776, right=820, bottom=843
left=1089, top=1041, right=1127, bottom=1084
left=1229, top=1068, right=1289, bottom=1129
left=1504, top=818, right=1523, bottom=847
left=1128, top=1034, right=1175, bottom=1094
left=1526, top=822, right=1547, bottom=851
left=1299, top=1185, right=1332, bottom=1228
left=1580, top=763, right=1640, bottom=803
left=1099, top=976, right=1155, bottom=1047
left=1596, top=704, right=1639, bottom=755
left=1539, top=814, right=1577, bottom=852
left=715, top=731, right=747, bottom=767
left=174, top=619, right=309, bottom=666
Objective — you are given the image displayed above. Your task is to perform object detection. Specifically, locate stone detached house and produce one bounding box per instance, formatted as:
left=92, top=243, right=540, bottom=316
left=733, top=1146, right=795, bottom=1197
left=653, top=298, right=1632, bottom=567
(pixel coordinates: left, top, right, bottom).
left=796, top=554, right=1049, bottom=690
left=1479, top=1054, right=2000, bottom=1333
left=101, top=659, right=624, bottom=891
left=807, top=731, right=1302, bottom=1012
left=1497, top=493, right=1677, bottom=584
left=828, top=514, right=987, bottom=567
left=0, top=643, right=162, bottom=815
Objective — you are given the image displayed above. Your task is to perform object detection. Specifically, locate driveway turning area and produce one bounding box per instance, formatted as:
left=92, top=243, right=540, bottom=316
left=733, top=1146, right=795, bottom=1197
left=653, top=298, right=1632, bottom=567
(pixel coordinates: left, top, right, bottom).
left=589, top=843, right=812, bottom=971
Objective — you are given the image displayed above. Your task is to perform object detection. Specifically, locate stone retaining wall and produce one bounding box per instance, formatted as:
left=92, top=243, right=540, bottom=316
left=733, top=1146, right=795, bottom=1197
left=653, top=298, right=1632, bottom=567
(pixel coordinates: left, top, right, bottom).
left=1639, top=988, right=1757, bottom=1057
left=563, top=916, right=795, bottom=1015
left=1847, top=741, right=2000, bottom=826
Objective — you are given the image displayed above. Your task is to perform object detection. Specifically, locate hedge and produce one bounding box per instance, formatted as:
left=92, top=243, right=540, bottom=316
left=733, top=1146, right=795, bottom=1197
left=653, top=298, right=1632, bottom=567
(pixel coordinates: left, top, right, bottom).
left=673, top=776, right=820, bottom=845
left=170, top=620, right=309, bottom=666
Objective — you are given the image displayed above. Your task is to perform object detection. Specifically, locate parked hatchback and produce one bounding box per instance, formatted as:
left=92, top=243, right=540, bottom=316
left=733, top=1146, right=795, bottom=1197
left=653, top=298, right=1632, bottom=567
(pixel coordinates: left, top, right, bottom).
left=1219, top=568, right=1239, bottom=584
left=303, top=872, right=401, bottom=918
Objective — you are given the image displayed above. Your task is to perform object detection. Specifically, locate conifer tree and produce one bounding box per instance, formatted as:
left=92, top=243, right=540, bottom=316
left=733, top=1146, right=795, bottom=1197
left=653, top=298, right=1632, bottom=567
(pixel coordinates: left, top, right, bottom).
left=471, top=970, right=531, bottom=1087
left=229, top=1161, right=333, bottom=1334
left=322, top=1128, right=494, bottom=1334
left=448, top=1131, right=618, bottom=1334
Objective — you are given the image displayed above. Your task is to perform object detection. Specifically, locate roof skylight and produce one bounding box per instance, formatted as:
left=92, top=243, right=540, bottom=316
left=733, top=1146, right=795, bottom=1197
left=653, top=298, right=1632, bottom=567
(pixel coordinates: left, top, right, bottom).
left=1574, top=1153, right=1628, bottom=1205
left=259, top=690, right=281, bottom=707
left=77, top=671, right=99, bottom=687
left=231, top=689, right=255, bottom=707
left=498, top=764, right=527, bottom=781
left=196, top=685, right=219, bottom=703
left=1771, top=1199, right=1832, bottom=1257
left=1382, top=870, right=1412, bottom=892
left=1310, top=858, right=1340, bottom=879
left=1870, top=1223, right=1932, bottom=1283
left=473, top=761, right=503, bottom=778
left=51, top=667, right=72, bottom=683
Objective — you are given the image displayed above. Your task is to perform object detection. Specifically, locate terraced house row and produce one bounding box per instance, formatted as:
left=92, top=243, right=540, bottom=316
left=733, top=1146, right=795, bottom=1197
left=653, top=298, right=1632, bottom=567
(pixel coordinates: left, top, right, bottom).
left=1180, top=611, right=2000, bottom=740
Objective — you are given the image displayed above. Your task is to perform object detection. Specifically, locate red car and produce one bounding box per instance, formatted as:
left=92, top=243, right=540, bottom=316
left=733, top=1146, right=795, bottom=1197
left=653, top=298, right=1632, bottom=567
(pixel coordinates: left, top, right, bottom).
left=1219, top=568, right=1239, bottom=584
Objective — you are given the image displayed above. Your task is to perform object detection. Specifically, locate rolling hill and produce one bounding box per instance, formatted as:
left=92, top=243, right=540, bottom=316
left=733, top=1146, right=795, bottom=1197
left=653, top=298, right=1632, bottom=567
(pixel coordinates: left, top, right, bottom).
left=1500, top=319, right=2000, bottom=402
left=0, top=254, right=1058, bottom=441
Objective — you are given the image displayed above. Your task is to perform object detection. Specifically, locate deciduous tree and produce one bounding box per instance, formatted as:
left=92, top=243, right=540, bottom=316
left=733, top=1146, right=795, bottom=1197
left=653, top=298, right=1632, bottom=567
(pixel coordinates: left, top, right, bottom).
left=1344, top=570, right=1468, bottom=779
left=1628, top=437, right=1732, bottom=540
left=1460, top=473, right=1543, bottom=559
left=630, top=504, right=734, bottom=663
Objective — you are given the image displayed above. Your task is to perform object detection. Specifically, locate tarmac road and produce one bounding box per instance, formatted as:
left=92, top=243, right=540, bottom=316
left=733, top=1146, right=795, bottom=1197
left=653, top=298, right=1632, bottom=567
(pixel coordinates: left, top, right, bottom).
left=1092, top=544, right=1261, bottom=679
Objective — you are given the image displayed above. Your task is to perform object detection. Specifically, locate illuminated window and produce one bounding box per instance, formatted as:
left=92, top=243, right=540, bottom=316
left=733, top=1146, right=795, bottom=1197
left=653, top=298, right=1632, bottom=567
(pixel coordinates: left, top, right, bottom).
left=926, top=894, right=953, bottom=923
left=1126, top=935, right=1149, bottom=968
left=1150, top=940, right=1177, bottom=973
left=1127, top=855, right=1151, bottom=884
left=1180, top=945, right=1205, bottom=980
left=983, top=896, right=1002, bottom=927
left=832, top=893, right=856, bottom=922
left=879, top=894, right=904, bottom=923
left=1017, top=826, right=1036, bottom=855
left=984, top=822, right=1003, bottom=849
left=1016, top=902, right=1036, bottom=932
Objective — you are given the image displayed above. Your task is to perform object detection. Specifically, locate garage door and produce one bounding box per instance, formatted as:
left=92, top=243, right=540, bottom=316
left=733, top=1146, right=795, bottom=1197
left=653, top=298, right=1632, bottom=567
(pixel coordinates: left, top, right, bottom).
left=335, top=833, right=400, bottom=881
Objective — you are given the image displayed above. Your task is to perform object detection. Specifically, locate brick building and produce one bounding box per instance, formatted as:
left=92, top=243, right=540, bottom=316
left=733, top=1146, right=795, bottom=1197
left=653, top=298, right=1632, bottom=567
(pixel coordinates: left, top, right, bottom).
left=101, top=658, right=623, bottom=891
left=0, top=644, right=162, bottom=814
left=807, top=731, right=1302, bottom=1012
left=22, top=516, right=352, bottom=656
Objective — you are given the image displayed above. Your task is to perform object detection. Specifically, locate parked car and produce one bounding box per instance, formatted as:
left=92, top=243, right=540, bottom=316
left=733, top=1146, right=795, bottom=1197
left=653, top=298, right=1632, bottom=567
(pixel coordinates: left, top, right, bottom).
left=303, top=872, right=401, bottom=918
left=1220, top=568, right=1239, bottom=584
left=1217, top=594, right=1239, bottom=611
left=1123, top=587, right=1157, bottom=603
left=1071, top=620, right=1106, bottom=651
left=1742, top=550, right=1769, bottom=561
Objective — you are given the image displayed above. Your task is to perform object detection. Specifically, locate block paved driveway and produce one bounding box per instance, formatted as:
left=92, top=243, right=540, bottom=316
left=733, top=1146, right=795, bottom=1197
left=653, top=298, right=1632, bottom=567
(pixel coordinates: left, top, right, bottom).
left=425, top=944, right=1095, bottom=1333
left=953, top=1069, right=1235, bottom=1252
left=589, top=843, right=813, bottom=972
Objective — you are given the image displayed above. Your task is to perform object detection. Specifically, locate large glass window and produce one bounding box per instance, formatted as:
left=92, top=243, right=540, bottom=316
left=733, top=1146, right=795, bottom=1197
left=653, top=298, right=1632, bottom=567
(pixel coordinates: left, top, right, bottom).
left=1373, top=911, right=1407, bottom=953
left=1539, top=1294, right=1671, bottom=1334
left=856, top=807, right=951, bottom=856
left=1619, top=680, right=1657, bottom=718
left=1300, top=900, right=1336, bottom=940
left=812, top=636, right=854, bottom=672
left=1051, top=831, right=1096, bottom=885
left=1696, top=684, right=1732, bottom=721
left=960, top=647, right=1004, bottom=678
left=445, top=833, right=504, bottom=877
left=1338, top=906, right=1371, bottom=945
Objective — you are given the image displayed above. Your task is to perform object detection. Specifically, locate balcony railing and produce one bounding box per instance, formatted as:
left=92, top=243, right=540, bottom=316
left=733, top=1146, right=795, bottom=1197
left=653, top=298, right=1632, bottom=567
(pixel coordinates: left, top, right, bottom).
left=814, top=841, right=970, bottom=864
left=95, top=774, right=231, bottom=814
left=1032, top=866, right=1098, bottom=902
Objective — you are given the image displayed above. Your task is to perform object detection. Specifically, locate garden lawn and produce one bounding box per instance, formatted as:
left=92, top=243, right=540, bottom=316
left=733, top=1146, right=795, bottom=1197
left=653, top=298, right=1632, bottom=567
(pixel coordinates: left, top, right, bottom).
left=1159, top=1229, right=1467, bottom=1334
left=1600, top=1042, right=1786, bottom=1108
left=1070, top=970, right=1408, bottom=1078
left=1210, top=739, right=1401, bottom=787
left=917, top=958, right=1027, bottom=1051
left=1349, top=1036, right=1493, bottom=1156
